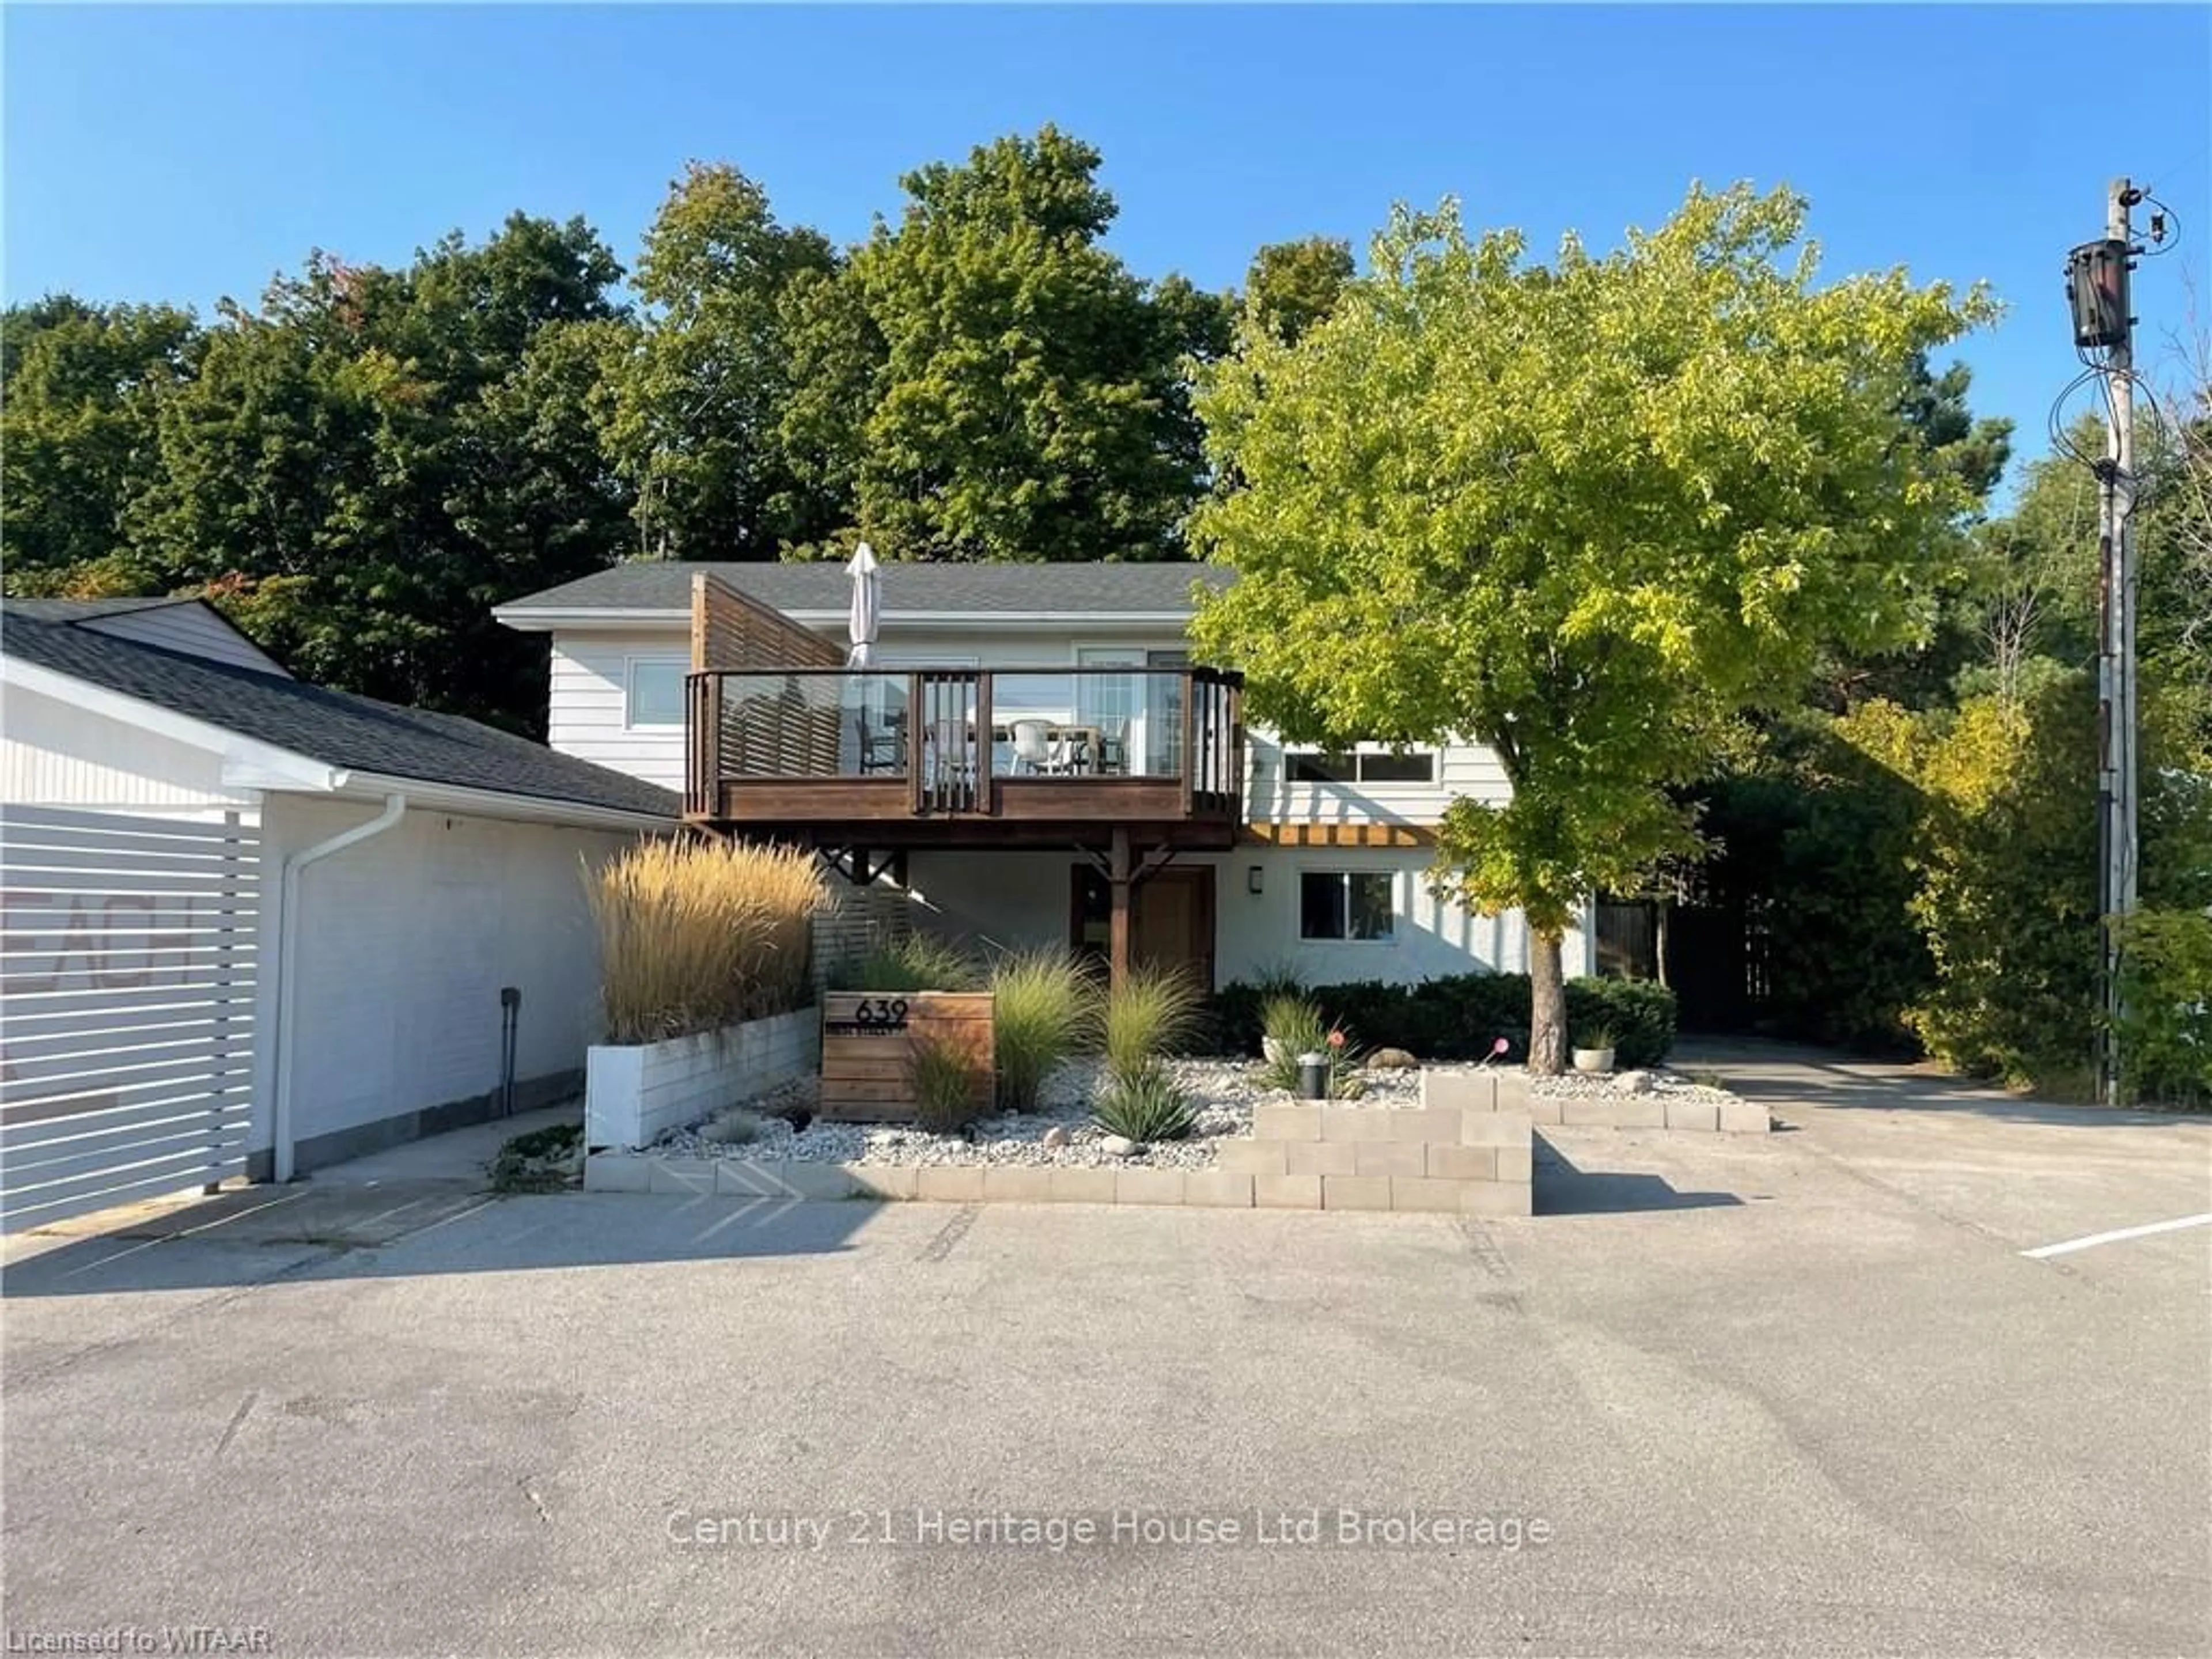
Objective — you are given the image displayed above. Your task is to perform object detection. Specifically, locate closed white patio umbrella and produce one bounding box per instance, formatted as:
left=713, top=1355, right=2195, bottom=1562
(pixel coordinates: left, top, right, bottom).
left=846, top=541, right=879, bottom=669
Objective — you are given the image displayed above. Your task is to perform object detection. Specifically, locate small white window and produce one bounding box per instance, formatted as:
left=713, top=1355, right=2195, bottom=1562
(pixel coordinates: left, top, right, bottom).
left=626, top=658, right=688, bottom=729
left=1300, top=871, right=1396, bottom=941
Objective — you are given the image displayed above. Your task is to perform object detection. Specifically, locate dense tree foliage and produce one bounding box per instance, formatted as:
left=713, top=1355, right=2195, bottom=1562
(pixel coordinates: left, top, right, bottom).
left=1689, top=386, right=2211, bottom=1100
left=838, top=127, right=1226, bottom=562
left=1190, top=184, right=1995, bottom=1069
left=2, top=126, right=1255, bottom=719
left=2, top=298, right=203, bottom=585
left=609, top=163, right=837, bottom=559
left=1242, top=237, right=1354, bottom=346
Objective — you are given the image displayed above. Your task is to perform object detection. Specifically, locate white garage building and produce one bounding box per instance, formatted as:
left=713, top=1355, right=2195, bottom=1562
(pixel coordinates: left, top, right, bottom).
left=1, top=597, right=675, bottom=1225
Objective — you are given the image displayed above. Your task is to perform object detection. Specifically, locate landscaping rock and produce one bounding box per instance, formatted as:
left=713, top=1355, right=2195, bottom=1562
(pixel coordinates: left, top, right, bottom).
left=1613, top=1070, right=1656, bottom=1095
left=1041, top=1125, right=1071, bottom=1149
left=1369, top=1047, right=1420, bottom=1070
left=1099, top=1135, right=1139, bottom=1158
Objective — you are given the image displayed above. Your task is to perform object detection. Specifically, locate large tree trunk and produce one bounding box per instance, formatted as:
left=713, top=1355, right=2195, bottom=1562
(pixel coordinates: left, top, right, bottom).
left=1529, top=929, right=1568, bottom=1075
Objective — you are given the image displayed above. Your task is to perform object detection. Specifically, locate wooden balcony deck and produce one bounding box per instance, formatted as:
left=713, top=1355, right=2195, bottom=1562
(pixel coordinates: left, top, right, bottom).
left=683, top=665, right=1245, bottom=850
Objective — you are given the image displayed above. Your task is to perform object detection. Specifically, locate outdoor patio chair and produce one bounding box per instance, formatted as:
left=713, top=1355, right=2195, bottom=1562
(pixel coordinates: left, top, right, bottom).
left=857, top=706, right=905, bottom=775
left=1010, top=719, right=1071, bottom=775
left=1094, top=715, right=1129, bottom=775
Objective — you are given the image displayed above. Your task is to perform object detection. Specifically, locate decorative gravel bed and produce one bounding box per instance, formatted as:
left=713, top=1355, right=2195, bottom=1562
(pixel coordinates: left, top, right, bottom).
left=647, top=1058, right=1737, bottom=1170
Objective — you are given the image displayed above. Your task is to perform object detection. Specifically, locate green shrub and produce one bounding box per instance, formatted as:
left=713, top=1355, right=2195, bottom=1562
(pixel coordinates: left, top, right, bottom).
left=1204, top=972, right=1677, bottom=1068
left=487, top=1122, right=582, bottom=1194
left=990, top=949, right=1098, bottom=1112
left=1564, top=979, right=1676, bottom=1068
left=2115, top=910, right=2212, bottom=1107
left=1103, top=966, right=1201, bottom=1083
left=1092, top=1062, right=1199, bottom=1142
left=907, top=1033, right=988, bottom=1133
left=588, top=839, right=826, bottom=1044
left=844, top=933, right=979, bottom=993
left=1693, top=714, right=1933, bottom=1051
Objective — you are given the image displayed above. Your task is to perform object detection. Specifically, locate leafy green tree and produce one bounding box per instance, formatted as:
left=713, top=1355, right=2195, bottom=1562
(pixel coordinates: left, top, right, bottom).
left=609, top=164, right=837, bottom=558
left=128, top=216, right=632, bottom=729
left=1243, top=237, right=1354, bottom=346
left=1807, top=353, right=2014, bottom=711
left=1, top=297, right=202, bottom=585
left=772, top=262, right=883, bottom=559
left=845, top=126, right=1219, bottom=562
left=1191, top=185, right=1996, bottom=1069
left=1836, top=674, right=2211, bottom=1096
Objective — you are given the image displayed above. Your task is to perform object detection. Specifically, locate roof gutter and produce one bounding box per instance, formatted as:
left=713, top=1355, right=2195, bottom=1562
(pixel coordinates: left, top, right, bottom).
left=493, top=605, right=1203, bottom=632
left=272, top=793, right=406, bottom=1183
left=333, top=770, right=675, bottom=832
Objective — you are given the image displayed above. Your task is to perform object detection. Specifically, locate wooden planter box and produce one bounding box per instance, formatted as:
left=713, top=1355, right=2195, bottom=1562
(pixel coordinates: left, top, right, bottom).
left=820, top=991, right=995, bottom=1122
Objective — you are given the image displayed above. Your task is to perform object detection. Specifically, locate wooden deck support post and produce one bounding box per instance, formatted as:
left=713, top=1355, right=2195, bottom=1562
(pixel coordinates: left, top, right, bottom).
left=1108, top=825, right=1131, bottom=990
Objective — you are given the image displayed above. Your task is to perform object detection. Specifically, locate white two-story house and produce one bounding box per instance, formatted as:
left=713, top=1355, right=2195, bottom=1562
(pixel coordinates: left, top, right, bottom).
left=494, top=562, right=1590, bottom=991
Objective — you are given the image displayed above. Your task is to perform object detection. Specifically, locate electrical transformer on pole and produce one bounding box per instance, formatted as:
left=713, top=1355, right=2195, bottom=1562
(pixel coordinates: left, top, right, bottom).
left=2065, top=179, right=2143, bottom=1105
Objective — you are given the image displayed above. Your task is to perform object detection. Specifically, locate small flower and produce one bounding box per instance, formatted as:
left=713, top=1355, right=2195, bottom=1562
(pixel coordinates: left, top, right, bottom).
left=1327, top=1028, right=1346, bottom=1049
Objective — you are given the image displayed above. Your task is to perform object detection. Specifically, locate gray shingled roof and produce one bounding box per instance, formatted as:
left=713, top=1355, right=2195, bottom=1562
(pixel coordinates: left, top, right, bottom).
left=5, top=596, right=197, bottom=622
left=497, top=560, right=1233, bottom=616
left=2, top=607, right=677, bottom=820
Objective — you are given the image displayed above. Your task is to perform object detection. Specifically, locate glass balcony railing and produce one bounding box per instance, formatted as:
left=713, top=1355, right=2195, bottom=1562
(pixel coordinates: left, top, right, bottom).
left=684, top=666, right=1244, bottom=821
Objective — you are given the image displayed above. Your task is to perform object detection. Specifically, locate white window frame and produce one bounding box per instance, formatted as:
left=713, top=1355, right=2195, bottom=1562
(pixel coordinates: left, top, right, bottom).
left=1297, top=868, right=1399, bottom=944
left=624, top=655, right=690, bottom=731
left=1282, top=749, right=1438, bottom=785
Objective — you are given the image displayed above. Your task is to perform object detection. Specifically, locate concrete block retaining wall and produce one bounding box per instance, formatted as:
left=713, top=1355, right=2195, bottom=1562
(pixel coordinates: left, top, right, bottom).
left=584, top=1009, right=819, bottom=1152
left=585, top=1096, right=1535, bottom=1215
left=1421, top=1068, right=1769, bottom=1133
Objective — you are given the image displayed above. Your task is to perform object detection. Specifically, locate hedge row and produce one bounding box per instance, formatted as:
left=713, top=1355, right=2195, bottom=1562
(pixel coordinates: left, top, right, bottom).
left=1203, top=974, right=1678, bottom=1069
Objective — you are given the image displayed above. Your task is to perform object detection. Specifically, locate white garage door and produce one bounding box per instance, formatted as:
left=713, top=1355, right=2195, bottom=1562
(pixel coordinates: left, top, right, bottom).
left=1, top=806, right=259, bottom=1231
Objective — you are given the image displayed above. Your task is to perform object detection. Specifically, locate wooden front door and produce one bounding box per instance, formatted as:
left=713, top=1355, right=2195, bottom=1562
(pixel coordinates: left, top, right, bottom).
left=1071, top=865, right=1215, bottom=990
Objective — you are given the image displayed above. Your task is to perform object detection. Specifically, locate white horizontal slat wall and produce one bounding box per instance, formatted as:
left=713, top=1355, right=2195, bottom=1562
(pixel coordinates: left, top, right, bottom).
left=546, top=634, right=688, bottom=791
left=1, top=805, right=259, bottom=1231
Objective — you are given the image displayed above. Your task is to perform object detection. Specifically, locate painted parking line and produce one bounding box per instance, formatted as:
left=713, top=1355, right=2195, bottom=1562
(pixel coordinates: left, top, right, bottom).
left=2020, top=1213, right=2212, bottom=1260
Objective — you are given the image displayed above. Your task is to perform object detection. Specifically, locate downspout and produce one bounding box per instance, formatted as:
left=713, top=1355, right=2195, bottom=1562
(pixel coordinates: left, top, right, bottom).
left=272, top=793, right=406, bottom=1182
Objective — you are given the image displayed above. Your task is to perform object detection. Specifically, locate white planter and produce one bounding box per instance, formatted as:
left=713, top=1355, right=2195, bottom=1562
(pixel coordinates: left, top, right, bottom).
left=585, top=1009, right=821, bottom=1151
left=1571, top=1047, right=1616, bottom=1075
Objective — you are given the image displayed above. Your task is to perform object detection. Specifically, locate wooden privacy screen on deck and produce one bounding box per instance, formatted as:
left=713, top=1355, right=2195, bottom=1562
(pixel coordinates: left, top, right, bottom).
left=819, top=991, right=996, bottom=1122
left=689, top=572, right=844, bottom=803
left=690, top=571, right=844, bottom=672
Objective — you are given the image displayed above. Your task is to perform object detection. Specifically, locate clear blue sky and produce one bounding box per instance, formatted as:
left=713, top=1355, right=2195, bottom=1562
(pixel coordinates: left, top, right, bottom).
left=7, top=5, right=2208, bottom=478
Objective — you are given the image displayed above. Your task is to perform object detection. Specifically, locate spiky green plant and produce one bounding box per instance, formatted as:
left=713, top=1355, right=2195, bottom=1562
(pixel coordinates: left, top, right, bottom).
left=846, top=933, right=980, bottom=993
left=1091, top=1062, right=1199, bottom=1143
left=1102, top=965, right=1201, bottom=1084
left=990, top=949, right=1099, bottom=1112
left=1258, top=994, right=1363, bottom=1096
left=907, top=1033, right=988, bottom=1133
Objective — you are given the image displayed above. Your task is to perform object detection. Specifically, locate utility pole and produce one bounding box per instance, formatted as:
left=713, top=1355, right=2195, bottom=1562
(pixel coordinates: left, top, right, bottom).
left=2093, top=177, right=2141, bottom=1105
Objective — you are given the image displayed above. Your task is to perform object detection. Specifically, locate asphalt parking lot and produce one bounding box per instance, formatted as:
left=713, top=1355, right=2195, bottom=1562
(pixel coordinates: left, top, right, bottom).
left=4, top=1047, right=2207, bottom=1657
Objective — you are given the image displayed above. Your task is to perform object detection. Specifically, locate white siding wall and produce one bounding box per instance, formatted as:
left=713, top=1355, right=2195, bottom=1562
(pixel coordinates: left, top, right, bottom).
left=259, top=796, right=639, bottom=1157
left=548, top=631, right=691, bottom=793
left=1242, top=734, right=1510, bottom=825
left=2, top=684, right=256, bottom=817
left=79, top=603, right=291, bottom=677
left=904, top=847, right=1588, bottom=989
